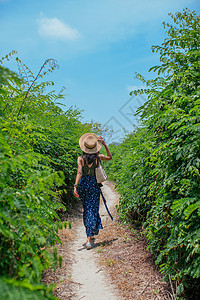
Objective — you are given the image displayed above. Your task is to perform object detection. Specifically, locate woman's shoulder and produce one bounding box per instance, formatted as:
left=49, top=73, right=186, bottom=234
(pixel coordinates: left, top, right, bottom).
left=77, top=156, right=84, bottom=164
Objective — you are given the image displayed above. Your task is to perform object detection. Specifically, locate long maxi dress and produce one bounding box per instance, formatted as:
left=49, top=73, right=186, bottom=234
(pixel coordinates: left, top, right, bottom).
left=78, top=157, right=103, bottom=237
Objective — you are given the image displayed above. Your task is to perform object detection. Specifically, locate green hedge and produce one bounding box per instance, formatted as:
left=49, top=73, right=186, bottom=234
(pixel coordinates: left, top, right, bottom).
left=105, top=9, right=200, bottom=299
left=0, top=55, right=96, bottom=299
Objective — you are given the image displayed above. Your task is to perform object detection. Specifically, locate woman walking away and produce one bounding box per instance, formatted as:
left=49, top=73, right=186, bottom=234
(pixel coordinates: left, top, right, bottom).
left=73, top=133, right=112, bottom=250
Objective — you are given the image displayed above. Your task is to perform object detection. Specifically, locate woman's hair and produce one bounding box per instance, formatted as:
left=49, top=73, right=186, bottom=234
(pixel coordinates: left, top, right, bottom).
left=82, top=152, right=99, bottom=165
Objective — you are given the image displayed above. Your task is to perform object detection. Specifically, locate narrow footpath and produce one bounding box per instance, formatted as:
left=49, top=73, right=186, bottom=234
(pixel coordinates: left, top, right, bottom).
left=43, top=182, right=170, bottom=300
left=71, top=187, right=119, bottom=299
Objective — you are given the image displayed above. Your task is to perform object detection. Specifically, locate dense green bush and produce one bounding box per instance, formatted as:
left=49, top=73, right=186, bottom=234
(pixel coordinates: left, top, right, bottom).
left=106, top=9, right=200, bottom=299
left=0, top=54, right=96, bottom=299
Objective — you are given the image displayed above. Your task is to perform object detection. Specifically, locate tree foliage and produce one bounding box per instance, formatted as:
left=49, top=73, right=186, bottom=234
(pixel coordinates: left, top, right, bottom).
left=106, top=9, right=200, bottom=299
left=0, top=53, right=97, bottom=299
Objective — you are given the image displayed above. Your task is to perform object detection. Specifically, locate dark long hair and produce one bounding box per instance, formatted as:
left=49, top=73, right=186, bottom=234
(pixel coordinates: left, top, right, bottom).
left=82, top=152, right=99, bottom=165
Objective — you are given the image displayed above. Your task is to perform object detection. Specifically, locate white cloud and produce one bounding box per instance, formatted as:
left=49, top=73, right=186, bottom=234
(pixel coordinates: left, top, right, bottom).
left=37, top=16, right=80, bottom=40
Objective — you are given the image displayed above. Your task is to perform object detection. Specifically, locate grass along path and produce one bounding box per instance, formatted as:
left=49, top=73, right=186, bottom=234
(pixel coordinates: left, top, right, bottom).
left=95, top=182, right=171, bottom=299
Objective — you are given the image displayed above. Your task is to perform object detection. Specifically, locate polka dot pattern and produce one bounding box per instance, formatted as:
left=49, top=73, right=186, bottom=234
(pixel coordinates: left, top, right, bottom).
left=78, top=175, right=103, bottom=237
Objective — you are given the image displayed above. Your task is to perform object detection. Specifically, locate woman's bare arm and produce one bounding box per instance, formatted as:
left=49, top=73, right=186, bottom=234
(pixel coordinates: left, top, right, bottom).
left=98, top=136, right=112, bottom=161
left=74, top=156, right=83, bottom=197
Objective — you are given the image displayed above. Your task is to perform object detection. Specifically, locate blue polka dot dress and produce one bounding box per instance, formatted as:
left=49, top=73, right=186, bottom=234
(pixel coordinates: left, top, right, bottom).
left=78, top=174, right=103, bottom=237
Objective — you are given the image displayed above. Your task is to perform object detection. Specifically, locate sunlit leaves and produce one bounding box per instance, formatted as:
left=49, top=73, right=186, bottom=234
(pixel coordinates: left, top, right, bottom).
left=107, top=9, right=200, bottom=298
left=0, top=54, right=96, bottom=299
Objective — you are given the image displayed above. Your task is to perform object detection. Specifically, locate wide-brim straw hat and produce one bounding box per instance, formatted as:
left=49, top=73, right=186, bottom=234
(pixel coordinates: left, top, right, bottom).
left=79, top=133, right=102, bottom=154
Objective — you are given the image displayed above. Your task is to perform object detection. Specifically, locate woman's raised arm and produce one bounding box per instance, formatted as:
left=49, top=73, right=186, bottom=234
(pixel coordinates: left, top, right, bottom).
left=98, top=136, right=112, bottom=161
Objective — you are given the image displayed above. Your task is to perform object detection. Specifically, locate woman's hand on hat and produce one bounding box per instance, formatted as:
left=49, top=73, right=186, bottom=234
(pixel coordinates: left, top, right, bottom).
left=98, top=136, right=106, bottom=146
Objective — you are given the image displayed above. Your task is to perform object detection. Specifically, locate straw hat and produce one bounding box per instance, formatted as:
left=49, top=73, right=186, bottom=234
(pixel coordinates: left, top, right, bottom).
left=79, top=133, right=102, bottom=154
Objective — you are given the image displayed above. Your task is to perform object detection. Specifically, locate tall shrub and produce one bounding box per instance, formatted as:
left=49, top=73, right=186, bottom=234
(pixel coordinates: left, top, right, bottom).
left=0, top=54, right=94, bottom=299
left=107, top=9, right=200, bottom=298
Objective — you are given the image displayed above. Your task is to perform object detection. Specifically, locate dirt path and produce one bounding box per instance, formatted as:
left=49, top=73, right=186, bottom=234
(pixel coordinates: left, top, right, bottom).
left=43, top=181, right=170, bottom=299
left=71, top=182, right=120, bottom=300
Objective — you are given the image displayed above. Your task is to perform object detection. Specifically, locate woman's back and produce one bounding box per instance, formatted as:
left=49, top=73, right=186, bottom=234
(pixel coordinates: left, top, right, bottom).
left=81, top=155, right=99, bottom=176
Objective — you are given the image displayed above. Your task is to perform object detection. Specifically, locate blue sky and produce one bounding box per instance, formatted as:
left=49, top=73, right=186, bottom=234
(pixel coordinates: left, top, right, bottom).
left=0, top=0, right=199, bottom=142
